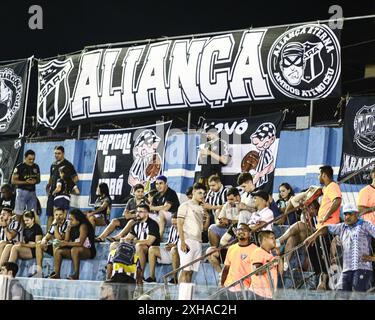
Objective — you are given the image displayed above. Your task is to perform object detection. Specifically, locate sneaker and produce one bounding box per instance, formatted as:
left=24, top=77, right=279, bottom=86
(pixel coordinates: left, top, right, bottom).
left=28, top=271, right=43, bottom=278
left=284, top=261, right=289, bottom=272
left=144, top=277, right=156, bottom=283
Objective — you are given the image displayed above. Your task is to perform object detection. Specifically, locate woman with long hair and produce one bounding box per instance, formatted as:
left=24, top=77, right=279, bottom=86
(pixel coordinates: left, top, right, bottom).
left=276, top=182, right=297, bottom=225
left=50, top=209, right=96, bottom=280
left=85, top=182, right=112, bottom=229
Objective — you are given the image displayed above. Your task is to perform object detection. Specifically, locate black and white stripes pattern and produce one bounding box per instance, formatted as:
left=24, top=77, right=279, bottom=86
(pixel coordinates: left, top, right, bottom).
left=205, top=185, right=228, bottom=213
left=133, top=221, right=150, bottom=241
left=167, top=225, right=179, bottom=244
left=48, top=219, right=69, bottom=236
left=0, top=220, right=23, bottom=243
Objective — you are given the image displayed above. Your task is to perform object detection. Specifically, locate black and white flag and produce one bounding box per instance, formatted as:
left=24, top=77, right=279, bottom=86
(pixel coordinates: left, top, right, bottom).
left=338, top=96, right=375, bottom=184
left=0, top=59, right=32, bottom=136
left=90, top=121, right=172, bottom=206
left=37, top=24, right=341, bottom=130
left=197, top=112, right=283, bottom=193
left=0, top=137, right=23, bottom=186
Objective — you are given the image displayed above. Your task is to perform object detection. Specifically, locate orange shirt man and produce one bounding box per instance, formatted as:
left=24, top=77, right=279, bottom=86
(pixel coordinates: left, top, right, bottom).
left=358, top=167, right=375, bottom=225
left=221, top=224, right=257, bottom=291
left=249, top=231, right=282, bottom=299
left=317, top=166, right=342, bottom=228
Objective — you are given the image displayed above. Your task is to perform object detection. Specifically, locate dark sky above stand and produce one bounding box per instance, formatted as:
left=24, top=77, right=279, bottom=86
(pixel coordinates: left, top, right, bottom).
left=1, top=0, right=375, bottom=129
left=1, top=0, right=374, bottom=61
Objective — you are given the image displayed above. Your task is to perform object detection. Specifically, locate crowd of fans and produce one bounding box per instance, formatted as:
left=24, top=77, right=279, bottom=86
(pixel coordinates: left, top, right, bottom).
left=1, top=129, right=375, bottom=299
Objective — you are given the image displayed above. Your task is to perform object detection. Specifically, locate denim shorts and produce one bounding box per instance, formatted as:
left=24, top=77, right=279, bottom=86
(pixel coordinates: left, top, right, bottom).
left=15, top=189, right=38, bottom=215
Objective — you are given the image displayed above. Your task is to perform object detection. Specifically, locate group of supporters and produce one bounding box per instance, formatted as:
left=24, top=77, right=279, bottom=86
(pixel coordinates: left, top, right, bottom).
left=1, top=137, right=375, bottom=300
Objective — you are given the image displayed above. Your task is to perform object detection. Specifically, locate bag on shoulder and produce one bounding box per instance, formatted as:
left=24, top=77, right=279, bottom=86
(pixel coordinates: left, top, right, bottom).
left=112, top=242, right=136, bottom=266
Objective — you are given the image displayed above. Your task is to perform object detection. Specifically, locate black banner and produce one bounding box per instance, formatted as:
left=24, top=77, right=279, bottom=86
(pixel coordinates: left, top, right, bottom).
left=0, top=137, right=23, bottom=186
left=0, top=59, right=32, bottom=136
left=338, top=96, right=375, bottom=184
left=37, top=24, right=341, bottom=130
left=90, top=121, right=172, bottom=206
left=197, top=112, right=283, bottom=193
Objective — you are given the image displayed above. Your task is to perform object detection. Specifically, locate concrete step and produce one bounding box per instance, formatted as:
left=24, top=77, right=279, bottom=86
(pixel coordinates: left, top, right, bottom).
left=17, top=242, right=215, bottom=284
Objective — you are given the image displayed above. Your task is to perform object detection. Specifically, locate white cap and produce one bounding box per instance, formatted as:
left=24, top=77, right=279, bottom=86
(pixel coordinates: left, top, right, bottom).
left=342, top=203, right=358, bottom=214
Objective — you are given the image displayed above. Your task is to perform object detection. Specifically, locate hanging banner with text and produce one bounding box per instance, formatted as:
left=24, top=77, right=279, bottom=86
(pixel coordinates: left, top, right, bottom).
left=0, top=59, right=32, bottom=136
left=90, top=121, right=172, bottom=206
left=196, top=112, right=283, bottom=193
left=37, top=24, right=341, bottom=130
left=0, top=137, right=24, bottom=186
left=338, top=96, right=375, bottom=184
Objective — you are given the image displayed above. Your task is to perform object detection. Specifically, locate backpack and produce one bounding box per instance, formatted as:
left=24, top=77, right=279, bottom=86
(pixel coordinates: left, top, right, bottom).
left=112, top=242, right=136, bottom=266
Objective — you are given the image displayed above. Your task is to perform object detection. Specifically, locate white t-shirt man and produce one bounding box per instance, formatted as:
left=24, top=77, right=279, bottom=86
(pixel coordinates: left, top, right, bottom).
left=177, top=199, right=205, bottom=272
left=248, top=207, right=274, bottom=231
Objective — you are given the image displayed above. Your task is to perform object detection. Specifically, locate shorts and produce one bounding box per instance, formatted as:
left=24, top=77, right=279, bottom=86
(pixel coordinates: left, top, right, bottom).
left=157, top=246, right=173, bottom=264
left=208, top=224, right=228, bottom=238
left=14, top=189, right=38, bottom=216
left=116, top=217, right=131, bottom=229
left=149, top=211, right=173, bottom=224
left=149, top=213, right=160, bottom=223
left=177, top=239, right=202, bottom=272
left=53, top=195, right=70, bottom=211
left=339, top=270, right=373, bottom=292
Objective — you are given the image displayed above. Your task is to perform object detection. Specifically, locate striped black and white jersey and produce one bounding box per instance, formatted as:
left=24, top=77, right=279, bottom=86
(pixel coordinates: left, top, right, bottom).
left=130, top=217, right=161, bottom=246
left=0, top=220, right=23, bottom=243
left=48, top=219, right=69, bottom=237
left=255, top=149, right=273, bottom=187
left=205, top=185, right=228, bottom=216
left=166, top=225, right=179, bottom=244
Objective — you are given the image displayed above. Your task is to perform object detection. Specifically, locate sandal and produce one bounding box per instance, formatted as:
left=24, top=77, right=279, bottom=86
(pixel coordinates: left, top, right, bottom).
left=107, top=237, right=117, bottom=242
left=48, top=273, right=59, bottom=279
left=94, top=237, right=105, bottom=243
left=67, top=274, right=79, bottom=280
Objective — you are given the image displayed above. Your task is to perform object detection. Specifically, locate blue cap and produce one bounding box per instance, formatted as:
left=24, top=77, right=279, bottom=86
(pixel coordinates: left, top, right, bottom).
left=156, top=175, right=167, bottom=183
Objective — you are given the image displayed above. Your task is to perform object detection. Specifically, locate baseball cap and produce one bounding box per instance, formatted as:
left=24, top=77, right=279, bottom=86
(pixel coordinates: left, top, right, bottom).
left=342, top=203, right=358, bottom=214
left=156, top=175, right=167, bottom=183
left=251, top=190, right=269, bottom=202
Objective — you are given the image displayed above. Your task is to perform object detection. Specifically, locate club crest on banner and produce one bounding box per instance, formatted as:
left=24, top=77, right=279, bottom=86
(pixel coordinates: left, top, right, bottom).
left=353, top=104, right=375, bottom=153
left=37, top=58, right=73, bottom=130
left=267, top=24, right=340, bottom=100
left=128, top=129, right=162, bottom=187
left=0, top=68, right=23, bottom=133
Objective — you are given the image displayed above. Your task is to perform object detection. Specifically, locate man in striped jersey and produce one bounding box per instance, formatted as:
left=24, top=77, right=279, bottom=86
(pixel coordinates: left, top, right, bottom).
left=204, top=175, right=229, bottom=224
left=0, top=207, right=23, bottom=266
left=107, top=204, right=160, bottom=280
left=146, top=213, right=180, bottom=283
left=33, top=208, right=69, bottom=278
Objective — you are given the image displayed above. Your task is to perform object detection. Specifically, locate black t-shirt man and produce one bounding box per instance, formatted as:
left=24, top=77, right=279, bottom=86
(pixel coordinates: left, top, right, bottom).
left=130, top=217, right=161, bottom=246
left=152, top=187, right=180, bottom=213
left=13, top=163, right=40, bottom=192
left=199, top=137, right=230, bottom=179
